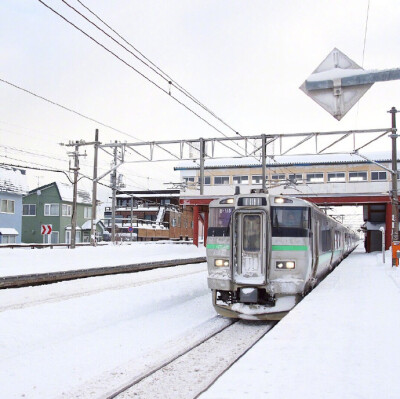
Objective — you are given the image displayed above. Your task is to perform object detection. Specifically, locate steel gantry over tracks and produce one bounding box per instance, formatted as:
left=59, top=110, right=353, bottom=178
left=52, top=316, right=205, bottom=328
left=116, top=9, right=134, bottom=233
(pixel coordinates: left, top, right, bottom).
left=93, top=127, right=397, bottom=247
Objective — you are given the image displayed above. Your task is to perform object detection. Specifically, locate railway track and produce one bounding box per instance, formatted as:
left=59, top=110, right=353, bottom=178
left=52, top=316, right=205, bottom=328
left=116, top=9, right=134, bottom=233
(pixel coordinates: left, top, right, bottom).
left=0, top=257, right=206, bottom=289
left=105, top=320, right=276, bottom=399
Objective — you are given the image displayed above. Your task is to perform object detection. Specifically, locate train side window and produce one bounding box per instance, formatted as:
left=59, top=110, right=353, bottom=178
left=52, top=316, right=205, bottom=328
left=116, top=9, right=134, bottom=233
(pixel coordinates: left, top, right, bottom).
left=271, top=207, right=310, bottom=237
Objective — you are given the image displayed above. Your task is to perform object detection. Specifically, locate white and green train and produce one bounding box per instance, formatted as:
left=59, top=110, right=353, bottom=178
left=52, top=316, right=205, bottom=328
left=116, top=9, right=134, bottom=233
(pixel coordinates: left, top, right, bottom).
left=207, top=193, right=358, bottom=320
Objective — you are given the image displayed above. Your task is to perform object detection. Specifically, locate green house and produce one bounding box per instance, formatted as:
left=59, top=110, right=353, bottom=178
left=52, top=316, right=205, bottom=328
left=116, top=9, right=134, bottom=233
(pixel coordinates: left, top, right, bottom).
left=22, top=182, right=104, bottom=244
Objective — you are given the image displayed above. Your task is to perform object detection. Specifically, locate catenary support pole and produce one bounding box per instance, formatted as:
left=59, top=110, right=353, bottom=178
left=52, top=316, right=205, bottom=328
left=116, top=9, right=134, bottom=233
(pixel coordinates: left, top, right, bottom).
left=389, top=107, right=399, bottom=266
left=199, top=138, right=205, bottom=195
left=261, top=134, right=266, bottom=192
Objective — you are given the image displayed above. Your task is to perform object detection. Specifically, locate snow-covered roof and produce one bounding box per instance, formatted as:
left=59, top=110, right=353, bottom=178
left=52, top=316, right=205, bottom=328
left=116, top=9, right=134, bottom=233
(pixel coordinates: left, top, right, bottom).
left=28, top=182, right=91, bottom=204
left=81, top=219, right=105, bottom=230
left=0, top=166, right=28, bottom=195
left=174, top=151, right=397, bottom=170
left=0, top=228, right=19, bottom=235
left=56, top=182, right=91, bottom=204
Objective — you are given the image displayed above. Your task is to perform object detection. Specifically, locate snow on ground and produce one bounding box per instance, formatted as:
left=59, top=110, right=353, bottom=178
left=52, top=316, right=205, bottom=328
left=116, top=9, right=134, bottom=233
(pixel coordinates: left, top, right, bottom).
left=0, top=261, right=220, bottom=399
left=201, top=247, right=400, bottom=399
left=0, top=242, right=206, bottom=276
left=2, top=243, right=400, bottom=398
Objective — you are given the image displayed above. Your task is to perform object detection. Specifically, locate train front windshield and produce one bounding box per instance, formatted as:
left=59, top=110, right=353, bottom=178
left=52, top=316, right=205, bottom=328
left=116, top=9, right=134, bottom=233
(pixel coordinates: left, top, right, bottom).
left=271, top=206, right=310, bottom=237
left=208, top=207, right=233, bottom=237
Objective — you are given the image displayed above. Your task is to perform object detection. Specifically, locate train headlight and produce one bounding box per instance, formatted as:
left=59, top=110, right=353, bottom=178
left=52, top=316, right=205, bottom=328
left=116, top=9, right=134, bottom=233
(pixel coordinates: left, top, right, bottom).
left=215, top=259, right=229, bottom=267
left=274, top=197, right=293, bottom=204
left=276, top=261, right=296, bottom=270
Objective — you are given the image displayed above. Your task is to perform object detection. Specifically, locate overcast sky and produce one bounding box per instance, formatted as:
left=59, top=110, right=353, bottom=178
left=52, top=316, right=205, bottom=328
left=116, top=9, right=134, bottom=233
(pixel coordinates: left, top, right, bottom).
left=1, top=0, right=399, bottom=204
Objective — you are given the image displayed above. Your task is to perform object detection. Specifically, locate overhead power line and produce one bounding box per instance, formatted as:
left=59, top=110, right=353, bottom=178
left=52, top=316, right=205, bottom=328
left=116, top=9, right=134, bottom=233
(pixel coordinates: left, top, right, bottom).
left=66, top=0, right=244, bottom=139
left=36, top=0, right=250, bottom=157
left=0, top=77, right=141, bottom=141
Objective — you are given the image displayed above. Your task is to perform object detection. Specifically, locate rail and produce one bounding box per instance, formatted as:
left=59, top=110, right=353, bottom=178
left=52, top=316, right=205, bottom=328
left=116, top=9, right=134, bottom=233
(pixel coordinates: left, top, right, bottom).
left=0, top=242, right=108, bottom=249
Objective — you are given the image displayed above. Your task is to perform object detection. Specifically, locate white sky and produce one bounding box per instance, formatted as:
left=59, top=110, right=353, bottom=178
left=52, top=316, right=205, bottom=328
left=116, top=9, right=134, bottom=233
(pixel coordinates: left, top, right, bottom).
left=1, top=0, right=399, bottom=205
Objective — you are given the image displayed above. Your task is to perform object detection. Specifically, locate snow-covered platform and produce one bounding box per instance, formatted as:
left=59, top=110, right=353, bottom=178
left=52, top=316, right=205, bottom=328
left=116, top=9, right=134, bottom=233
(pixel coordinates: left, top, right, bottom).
left=201, top=246, right=400, bottom=399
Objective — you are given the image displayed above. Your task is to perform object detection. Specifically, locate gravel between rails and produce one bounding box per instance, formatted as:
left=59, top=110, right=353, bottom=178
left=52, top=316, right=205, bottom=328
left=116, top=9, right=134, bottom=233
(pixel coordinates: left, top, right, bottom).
left=114, top=321, right=275, bottom=399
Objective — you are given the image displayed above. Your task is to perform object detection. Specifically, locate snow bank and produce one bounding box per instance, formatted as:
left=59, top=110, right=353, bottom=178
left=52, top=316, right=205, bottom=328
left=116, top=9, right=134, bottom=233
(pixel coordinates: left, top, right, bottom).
left=0, top=242, right=206, bottom=276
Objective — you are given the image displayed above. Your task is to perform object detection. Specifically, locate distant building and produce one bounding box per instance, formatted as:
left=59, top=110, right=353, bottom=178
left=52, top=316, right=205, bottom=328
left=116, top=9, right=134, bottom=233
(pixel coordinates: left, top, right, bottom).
left=22, top=182, right=104, bottom=244
left=0, top=166, right=28, bottom=243
left=104, top=189, right=193, bottom=241
left=174, top=151, right=399, bottom=197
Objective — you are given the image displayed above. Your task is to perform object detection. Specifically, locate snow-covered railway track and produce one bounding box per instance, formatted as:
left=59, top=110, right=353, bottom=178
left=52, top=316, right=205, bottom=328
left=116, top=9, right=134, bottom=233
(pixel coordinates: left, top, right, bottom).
left=0, top=257, right=206, bottom=289
left=0, top=263, right=207, bottom=312
left=106, top=320, right=275, bottom=399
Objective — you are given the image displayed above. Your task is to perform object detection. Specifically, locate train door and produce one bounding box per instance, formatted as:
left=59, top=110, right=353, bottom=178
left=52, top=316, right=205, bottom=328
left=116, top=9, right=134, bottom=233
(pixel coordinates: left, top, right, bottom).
left=232, top=210, right=267, bottom=285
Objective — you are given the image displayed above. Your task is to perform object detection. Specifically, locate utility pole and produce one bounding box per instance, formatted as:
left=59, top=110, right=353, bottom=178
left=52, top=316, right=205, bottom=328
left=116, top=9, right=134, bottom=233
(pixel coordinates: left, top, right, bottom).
left=389, top=107, right=399, bottom=265
left=111, top=143, right=118, bottom=243
left=130, top=194, right=134, bottom=242
left=70, top=142, right=80, bottom=249
left=90, top=129, right=99, bottom=246
left=62, top=139, right=97, bottom=249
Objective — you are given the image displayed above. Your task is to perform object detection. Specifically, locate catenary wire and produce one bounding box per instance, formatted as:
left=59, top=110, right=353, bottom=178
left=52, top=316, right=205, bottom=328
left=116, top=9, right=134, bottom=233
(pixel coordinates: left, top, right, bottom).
left=67, top=0, right=246, bottom=139
left=36, top=0, right=251, bottom=157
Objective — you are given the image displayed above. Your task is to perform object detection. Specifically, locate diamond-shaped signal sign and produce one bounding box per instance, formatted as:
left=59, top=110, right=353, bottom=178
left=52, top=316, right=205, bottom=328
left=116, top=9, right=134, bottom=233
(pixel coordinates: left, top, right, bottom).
left=300, top=48, right=400, bottom=120
left=300, top=48, right=372, bottom=120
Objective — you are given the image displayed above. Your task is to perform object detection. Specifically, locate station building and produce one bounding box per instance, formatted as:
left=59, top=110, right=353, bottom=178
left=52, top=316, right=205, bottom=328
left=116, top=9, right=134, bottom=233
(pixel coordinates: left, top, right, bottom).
left=174, top=151, right=400, bottom=251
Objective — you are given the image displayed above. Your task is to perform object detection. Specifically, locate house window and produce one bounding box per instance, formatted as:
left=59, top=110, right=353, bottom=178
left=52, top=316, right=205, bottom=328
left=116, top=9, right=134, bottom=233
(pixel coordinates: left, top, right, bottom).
left=1, top=199, right=15, bottom=214
left=349, top=172, right=367, bottom=182
left=306, top=173, right=324, bottom=183
left=288, top=174, right=303, bottom=183
left=371, top=171, right=387, bottom=181
left=271, top=174, right=286, bottom=181
left=43, top=231, right=59, bottom=244
left=44, top=203, right=59, bottom=216
left=328, top=172, right=346, bottom=182
left=214, top=176, right=230, bottom=185
left=62, top=204, right=72, bottom=217
left=84, top=207, right=92, bottom=219
left=171, top=218, right=177, bottom=227
left=233, top=175, right=249, bottom=184
left=184, top=177, right=195, bottom=183
left=251, top=175, right=263, bottom=184
left=1, top=235, right=16, bottom=244
left=23, top=204, right=36, bottom=216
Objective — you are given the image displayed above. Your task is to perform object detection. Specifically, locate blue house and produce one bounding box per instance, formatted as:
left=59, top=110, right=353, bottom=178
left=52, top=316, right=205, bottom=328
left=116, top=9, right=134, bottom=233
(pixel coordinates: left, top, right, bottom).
left=0, top=166, right=28, bottom=244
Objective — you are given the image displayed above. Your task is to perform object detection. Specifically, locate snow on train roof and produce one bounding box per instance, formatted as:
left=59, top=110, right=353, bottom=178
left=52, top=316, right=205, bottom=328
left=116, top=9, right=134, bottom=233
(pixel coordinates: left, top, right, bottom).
left=175, top=150, right=396, bottom=170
